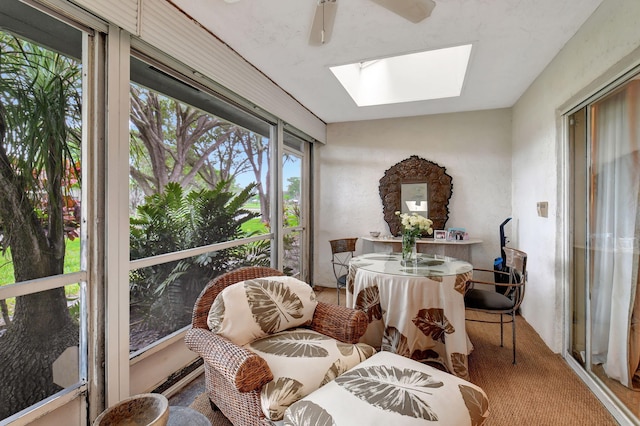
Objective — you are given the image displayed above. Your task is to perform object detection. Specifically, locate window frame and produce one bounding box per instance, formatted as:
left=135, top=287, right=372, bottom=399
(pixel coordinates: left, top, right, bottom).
left=0, top=2, right=106, bottom=422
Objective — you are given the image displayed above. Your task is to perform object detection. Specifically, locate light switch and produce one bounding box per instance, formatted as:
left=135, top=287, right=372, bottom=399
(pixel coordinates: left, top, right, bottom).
left=537, top=201, right=548, bottom=218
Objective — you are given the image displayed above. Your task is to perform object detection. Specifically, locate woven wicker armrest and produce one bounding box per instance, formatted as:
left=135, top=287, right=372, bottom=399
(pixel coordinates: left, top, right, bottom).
left=185, top=327, right=273, bottom=392
left=309, top=302, right=368, bottom=344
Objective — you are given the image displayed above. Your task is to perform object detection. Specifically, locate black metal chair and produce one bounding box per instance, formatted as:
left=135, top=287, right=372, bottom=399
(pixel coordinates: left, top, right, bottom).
left=464, top=247, right=527, bottom=364
left=329, top=238, right=358, bottom=305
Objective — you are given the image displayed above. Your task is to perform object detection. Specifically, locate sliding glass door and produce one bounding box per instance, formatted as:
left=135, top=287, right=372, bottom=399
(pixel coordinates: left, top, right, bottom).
left=569, top=75, right=640, bottom=423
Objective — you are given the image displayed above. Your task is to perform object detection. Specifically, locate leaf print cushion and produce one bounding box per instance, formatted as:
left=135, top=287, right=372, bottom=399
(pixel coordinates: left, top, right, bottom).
left=284, top=351, right=489, bottom=426
left=207, top=276, right=318, bottom=346
left=247, top=329, right=376, bottom=421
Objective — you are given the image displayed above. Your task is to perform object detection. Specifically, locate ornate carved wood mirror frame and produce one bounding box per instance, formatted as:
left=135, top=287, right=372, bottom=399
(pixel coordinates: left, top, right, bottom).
left=379, top=156, right=453, bottom=236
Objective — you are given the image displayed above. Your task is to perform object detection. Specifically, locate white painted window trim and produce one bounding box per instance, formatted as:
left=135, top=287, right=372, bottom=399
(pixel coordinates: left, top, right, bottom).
left=104, top=24, right=132, bottom=406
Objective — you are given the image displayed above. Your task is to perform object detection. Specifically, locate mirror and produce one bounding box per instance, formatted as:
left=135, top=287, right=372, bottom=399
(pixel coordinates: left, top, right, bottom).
left=379, top=156, right=452, bottom=236
left=401, top=182, right=429, bottom=216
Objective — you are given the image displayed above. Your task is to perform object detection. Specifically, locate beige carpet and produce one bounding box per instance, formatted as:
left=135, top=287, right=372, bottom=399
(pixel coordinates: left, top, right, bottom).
left=190, top=393, right=232, bottom=426
left=189, top=289, right=619, bottom=425
left=465, top=311, right=617, bottom=425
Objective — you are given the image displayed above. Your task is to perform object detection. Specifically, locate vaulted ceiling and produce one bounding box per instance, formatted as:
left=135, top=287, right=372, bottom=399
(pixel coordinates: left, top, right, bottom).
left=170, top=0, right=603, bottom=124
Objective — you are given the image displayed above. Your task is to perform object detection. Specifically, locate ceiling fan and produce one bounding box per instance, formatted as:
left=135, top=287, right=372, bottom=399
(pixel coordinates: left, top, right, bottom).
left=309, top=0, right=436, bottom=46
left=223, top=0, right=436, bottom=46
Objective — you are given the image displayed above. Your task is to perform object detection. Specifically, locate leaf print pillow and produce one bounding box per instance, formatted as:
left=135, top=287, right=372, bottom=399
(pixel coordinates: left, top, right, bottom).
left=284, top=351, right=489, bottom=426
left=207, top=276, right=318, bottom=346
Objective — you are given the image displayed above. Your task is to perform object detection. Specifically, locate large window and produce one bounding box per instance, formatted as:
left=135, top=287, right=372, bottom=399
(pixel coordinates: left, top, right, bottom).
left=128, top=56, right=277, bottom=352
left=0, top=2, right=316, bottom=423
left=0, top=2, right=89, bottom=421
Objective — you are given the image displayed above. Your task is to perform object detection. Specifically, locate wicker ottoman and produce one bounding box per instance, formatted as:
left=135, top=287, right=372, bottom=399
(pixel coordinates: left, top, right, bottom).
left=283, top=351, right=489, bottom=425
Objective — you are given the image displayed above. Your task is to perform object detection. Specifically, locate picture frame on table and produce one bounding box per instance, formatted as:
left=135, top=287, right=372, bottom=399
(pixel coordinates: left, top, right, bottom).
left=434, top=230, right=447, bottom=240
left=448, top=227, right=468, bottom=241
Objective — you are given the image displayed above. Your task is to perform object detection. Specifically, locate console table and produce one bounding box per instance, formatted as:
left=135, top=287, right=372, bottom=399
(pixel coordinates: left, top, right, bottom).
left=362, top=236, right=482, bottom=263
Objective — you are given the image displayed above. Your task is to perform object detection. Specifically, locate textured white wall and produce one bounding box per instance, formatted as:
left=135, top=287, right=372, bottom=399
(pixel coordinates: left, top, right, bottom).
left=512, top=0, right=640, bottom=352
left=314, top=0, right=640, bottom=357
left=314, top=109, right=512, bottom=288
left=314, top=0, right=640, bottom=356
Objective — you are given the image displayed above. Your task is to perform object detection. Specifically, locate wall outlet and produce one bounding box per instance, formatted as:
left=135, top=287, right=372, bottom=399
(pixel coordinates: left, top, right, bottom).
left=537, top=201, right=548, bottom=218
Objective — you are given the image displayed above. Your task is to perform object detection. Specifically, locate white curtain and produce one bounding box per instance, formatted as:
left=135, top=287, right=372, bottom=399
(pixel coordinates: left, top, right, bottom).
left=590, top=80, right=640, bottom=389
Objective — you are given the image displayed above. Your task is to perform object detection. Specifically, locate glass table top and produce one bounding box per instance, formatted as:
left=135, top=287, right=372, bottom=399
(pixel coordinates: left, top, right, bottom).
left=350, top=252, right=472, bottom=278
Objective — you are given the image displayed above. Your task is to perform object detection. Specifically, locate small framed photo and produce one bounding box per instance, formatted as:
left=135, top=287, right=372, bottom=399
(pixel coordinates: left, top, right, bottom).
left=448, top=227, right=468, bottom=241
left=434, top=230, right=447, bottom=240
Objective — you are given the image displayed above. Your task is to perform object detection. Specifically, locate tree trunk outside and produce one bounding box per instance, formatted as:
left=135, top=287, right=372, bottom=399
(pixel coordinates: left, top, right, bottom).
left=0, top=289, right=78, bottom=419
left=0, top=103, right=79, bottom=420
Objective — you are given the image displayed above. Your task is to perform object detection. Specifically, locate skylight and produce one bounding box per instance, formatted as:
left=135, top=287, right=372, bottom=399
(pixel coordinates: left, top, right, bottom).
left=329, top=44, right=472, bottom=107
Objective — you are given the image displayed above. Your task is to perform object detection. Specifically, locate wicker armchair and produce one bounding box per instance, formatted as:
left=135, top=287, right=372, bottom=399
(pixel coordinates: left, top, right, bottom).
left=184, top=266, right=370, bottom=426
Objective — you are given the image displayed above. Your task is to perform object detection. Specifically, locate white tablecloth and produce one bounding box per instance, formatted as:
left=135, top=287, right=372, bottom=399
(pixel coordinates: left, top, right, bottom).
left=346, top=253, right=473, bottom=379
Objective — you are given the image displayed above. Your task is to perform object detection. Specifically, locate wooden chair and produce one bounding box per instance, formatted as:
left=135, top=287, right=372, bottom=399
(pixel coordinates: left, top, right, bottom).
left=464, top=247, right=527, bottom=364
left=329, top=238, right=358, bottom=305
left=184, top=266, right=369, bottom=426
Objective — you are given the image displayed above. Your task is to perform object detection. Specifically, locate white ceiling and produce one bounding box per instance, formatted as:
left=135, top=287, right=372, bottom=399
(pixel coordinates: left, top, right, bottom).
left=170, top=0, right=603, bottom=124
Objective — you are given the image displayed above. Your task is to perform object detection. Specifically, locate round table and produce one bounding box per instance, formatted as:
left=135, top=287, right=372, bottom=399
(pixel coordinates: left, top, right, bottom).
left=349, top=252, right=472, bottom=277
left=346, top=252, right=473, bottom=379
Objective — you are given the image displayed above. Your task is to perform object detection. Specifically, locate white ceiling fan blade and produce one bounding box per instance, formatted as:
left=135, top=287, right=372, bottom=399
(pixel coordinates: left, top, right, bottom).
left=309, top=0, right=338, bottom=46
left=370, top=0, right=436, bottom=23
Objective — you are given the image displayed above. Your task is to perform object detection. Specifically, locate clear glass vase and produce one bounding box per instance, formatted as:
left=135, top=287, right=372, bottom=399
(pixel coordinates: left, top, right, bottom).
left=402, top=233, right=417, bottom=264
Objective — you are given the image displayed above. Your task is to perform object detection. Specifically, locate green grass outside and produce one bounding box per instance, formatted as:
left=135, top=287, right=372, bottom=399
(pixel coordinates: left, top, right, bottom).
left=242, top=217, right=269, bottom=234
left=244, top=201, right=261, bottom=211
left=2, top=216, right=273, bottom=286
left=0, top=217, right=267, bottom=315
left=0, top=238, right=81, bottom=286
left=0, top=239, right=81, bottom=316
left=240, top=203, right=300, bottom=233
left=0, top=218, right=269, bottom=286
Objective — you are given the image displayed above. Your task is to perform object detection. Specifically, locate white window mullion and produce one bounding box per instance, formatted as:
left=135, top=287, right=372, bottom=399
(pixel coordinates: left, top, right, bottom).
left=104, top=25, right=132, bottom=405
left=302, top=143, right=311, bottom=282
left=84, top=27, right=108, bottom=421
left=271, top=123, right=283, bottom=269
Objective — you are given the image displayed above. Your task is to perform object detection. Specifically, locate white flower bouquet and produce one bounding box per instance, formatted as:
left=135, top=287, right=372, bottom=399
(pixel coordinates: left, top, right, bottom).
left=395, top=211, right=434, bottom=238
left=395, top=211, right=433, bottom=262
